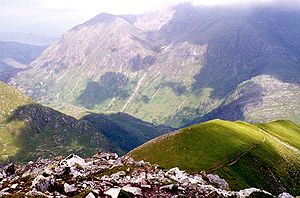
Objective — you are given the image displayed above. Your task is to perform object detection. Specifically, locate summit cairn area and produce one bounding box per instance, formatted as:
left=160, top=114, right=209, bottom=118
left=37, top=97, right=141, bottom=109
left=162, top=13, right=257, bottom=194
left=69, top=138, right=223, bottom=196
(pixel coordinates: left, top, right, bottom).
left=0, top=152, right=292, bottom=197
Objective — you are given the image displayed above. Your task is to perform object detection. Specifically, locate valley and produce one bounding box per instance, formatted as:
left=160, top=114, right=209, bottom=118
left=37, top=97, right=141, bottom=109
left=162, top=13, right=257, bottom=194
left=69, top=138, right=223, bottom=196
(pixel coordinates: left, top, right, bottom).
left=0, top=1, right=299, bottom=197
left=9, top=4, right=300, bottom=127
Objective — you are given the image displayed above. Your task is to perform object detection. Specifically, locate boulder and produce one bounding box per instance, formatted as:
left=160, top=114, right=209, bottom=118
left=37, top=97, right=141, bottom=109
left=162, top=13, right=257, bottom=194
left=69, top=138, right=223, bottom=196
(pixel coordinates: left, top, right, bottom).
left=64, top=182, right=77, bottom=193
left=278, top=192, right=294, bottom=198
left=238, top=188, right=273, bottom=197
left=122, top=186, right=143, bottom=196
left=3, top=163, right=15, bottom=177
left=85, top=192, right=96, bottom=198
left=26, top=188, right=51, bottom=197
left=104, top=187, right=121, bottom=198
left=10, top=183, right=18, bottom=189
left=160, top=184, right=175, bottom=190
left=31, top=175, right=54, bottom=192
left=206, top=174, right=229, bottom=190
left=61, top=154, right=86, bottom=168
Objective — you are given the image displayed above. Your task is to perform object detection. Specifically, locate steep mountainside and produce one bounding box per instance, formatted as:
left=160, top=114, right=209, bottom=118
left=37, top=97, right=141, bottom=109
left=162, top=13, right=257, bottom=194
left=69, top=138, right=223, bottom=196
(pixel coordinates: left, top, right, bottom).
left=129, top=119, right=300, bottom=195
left=81, top=112, right=172, bottom=152
left=10, top=4, right=300, bottom=127
left=0, top=82, right=118, bottom=162
left=0, top=41, right=45, bottom=82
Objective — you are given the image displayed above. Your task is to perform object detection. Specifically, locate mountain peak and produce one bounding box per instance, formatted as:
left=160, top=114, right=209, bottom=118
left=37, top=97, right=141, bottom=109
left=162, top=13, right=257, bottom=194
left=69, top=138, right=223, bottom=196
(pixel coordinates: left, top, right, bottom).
left=84, top=13, right=118, bottom=26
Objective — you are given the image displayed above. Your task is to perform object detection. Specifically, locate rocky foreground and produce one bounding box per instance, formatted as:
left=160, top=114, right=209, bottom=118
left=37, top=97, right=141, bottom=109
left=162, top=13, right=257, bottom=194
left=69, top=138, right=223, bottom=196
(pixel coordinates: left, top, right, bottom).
left=0, top=153, right=294, bottom=197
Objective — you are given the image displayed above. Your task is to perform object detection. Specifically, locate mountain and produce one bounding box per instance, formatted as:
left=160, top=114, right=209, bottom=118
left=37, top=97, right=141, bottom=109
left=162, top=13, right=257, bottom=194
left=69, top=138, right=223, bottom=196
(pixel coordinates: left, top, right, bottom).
left=9, top=4, right=300, bottom=127
left=129, top=119, right=300, bottom=195
left=0, top=82, right=119, bottom=163
left=0, top=41, right=46, bottom=82
left=81, top=112, right=173, bottom=152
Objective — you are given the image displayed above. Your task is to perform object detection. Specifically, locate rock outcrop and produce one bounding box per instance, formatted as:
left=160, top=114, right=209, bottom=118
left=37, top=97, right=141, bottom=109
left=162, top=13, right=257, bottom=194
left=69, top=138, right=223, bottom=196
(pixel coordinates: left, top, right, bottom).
left=0, top=152, right=293, bottom=197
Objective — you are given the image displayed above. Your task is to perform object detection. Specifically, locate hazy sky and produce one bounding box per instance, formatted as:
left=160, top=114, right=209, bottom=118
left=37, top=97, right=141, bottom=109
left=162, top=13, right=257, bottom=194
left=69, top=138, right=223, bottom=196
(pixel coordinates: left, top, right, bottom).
left=0, top=0, right=289, bottom=37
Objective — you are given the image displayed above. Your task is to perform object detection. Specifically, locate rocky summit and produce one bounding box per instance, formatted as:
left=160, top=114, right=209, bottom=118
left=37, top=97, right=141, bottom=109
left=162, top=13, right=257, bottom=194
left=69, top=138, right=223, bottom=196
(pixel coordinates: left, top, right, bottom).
left=0, top=152, right=293, bottom=197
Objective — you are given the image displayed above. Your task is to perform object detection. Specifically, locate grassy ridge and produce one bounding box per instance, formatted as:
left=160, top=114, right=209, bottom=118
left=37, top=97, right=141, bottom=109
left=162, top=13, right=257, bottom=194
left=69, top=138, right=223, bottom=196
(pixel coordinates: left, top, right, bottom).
left=129, top=119, right=300, bottom=195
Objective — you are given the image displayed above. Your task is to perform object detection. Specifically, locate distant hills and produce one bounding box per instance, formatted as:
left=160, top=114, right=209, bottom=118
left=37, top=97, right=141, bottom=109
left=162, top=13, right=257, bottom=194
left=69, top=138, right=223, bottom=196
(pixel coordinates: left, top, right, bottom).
left=0, top=41, right=46, bottom=83
left=9, top=3, right=300, bottom=127
left=129, top=119, right=300, bottom=195
left=0, top=32, right=56, bottom=46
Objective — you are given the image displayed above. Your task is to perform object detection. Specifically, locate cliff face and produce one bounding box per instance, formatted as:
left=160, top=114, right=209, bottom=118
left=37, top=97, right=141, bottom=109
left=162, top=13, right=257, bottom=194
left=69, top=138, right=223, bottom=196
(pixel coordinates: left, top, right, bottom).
left=10, top=4, right=300, bottom=127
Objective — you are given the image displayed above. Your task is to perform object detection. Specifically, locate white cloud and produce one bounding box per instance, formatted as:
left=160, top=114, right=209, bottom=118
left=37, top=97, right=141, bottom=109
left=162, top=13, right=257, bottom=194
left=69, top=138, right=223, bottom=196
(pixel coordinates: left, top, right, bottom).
left=0, top=0, right=296, bottom=37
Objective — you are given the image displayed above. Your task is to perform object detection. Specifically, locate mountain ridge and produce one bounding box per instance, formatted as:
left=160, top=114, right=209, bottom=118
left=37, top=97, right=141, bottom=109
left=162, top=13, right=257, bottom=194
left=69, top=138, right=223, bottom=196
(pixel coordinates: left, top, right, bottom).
left=129, top=119, right=300, bottom=195
left=9, top=3, right=300, bottom=127
left=0, top=82, right=119, bottom=162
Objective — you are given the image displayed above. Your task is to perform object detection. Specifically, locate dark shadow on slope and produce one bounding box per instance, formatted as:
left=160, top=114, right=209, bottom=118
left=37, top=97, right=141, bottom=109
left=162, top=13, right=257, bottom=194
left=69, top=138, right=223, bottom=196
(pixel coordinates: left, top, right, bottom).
left=2, top=104, right=119, bottom=163
left=81, top=112, right=173, bottom=152
left=77, top=72, right=131, bottom=109
left=0, top=65, right=24, bottom=83
left=156, top=81, right=187, bottom=96
left=159, top=4, right=300, bottom=98
left=185, top=82, right=264, bottom=127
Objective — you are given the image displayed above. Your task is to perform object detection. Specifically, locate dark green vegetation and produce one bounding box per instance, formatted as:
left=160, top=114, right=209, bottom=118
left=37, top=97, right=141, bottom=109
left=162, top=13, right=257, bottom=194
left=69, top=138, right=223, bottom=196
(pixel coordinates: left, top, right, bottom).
left=77, top=72, right=131, bottom=108
left=81, top=112, right=172, bottom=152
left=129, top=119, right=300, bottom=195
left=0, top=41, right=45, bottom=82
left=0, top=82, right=119, bottom=162
left=9, top=3, right=300, bottom=127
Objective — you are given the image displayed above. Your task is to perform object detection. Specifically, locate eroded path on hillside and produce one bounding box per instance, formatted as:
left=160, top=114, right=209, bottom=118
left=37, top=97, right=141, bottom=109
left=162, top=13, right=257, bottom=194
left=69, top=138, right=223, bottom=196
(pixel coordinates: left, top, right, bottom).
left=210, top=129, right=266, bottom=172
left=265, top=132, right=300, bottom=155
left=211, top=128, right=300, bottom=172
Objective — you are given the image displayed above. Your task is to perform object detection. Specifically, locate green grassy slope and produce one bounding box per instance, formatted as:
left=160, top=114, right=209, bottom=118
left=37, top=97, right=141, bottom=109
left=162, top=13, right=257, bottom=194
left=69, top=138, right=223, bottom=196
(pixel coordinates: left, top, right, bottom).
left=0, top=82, right=119, bottom=163
left=129, top=119, right=300, bottom=195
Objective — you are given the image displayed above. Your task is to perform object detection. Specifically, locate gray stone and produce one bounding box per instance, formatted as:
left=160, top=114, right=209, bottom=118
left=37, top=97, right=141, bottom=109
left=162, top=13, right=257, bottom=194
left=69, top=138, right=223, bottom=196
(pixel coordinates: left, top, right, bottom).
left=85, top=192, right=96, bottom=198
left=31, top=175, right=54, bottom=192
left=160, top=184, right=175, bottom=190
left=238, top=188, right=272, bottom=197
left=3, top=163, right=15, bottom=177
left=61, top=154, right=86, bottom=168
left=25, top=188, right=51, bottom=197
left=104, top=187, right=121, bottom=198
left=278, top=192, right=294, bottom=198
left=10, top=183, right=18, bottom=189
left=206, top=174, right=229, bottom=190
left=64, top=182, right=77, bottom=193
left=122, top=186, right=143, bottom=196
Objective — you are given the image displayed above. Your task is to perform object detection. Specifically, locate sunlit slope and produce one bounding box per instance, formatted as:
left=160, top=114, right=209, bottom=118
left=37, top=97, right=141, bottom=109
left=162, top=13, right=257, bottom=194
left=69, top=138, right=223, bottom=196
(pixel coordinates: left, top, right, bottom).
left=0, top=82, right=118, bottom=162
left=129, top=119, right=300, bottom=195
